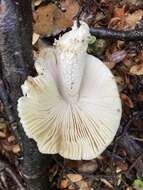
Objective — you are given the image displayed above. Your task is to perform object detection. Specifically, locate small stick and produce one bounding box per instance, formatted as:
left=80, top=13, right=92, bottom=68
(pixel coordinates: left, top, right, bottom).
left=90, top=28, right=143, bottom=41
left=5, top=168, right=25, bottom=190
left=0, top=157, right=25, bottom=190
left=125, top=153, right=143, bottom=176
left=0, top=172, right=9, bottom=190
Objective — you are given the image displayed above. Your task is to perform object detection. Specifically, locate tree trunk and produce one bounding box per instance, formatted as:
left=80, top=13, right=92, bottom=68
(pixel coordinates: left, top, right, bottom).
left=0, top=0, right=51, bottom=189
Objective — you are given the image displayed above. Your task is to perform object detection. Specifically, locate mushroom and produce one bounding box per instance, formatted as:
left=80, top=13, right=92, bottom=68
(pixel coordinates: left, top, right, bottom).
left=18, top=21, right=122, bottom=160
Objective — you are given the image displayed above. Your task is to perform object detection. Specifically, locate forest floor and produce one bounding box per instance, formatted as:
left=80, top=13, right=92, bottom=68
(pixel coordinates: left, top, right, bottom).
left=1, top=0, right=143, bottom=189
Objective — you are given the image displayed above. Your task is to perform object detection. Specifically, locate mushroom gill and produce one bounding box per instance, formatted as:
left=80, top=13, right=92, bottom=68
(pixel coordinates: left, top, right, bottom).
left=18, top=21, right=122, bottom=160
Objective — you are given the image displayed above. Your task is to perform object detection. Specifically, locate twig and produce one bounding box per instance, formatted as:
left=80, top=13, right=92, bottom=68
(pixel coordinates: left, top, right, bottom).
left=90, top=28, right=143, bottom=41
left=5, top=168, right=25, bottom=190
left=125, top=153, right=143, bottom=177
left=0, top=172, right=9, bottom=190
left=0, top=156, right=25, bottom=190
left=0, top=181, right=5, bottom=190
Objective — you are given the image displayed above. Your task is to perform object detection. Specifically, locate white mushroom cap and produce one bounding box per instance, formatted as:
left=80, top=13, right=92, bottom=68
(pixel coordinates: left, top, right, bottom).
left=18, top=21, right=122, bottom=160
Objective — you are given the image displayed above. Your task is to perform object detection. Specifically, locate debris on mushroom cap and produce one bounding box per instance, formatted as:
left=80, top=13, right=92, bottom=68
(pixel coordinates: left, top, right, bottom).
left=17, top=21, right=122, bottom=160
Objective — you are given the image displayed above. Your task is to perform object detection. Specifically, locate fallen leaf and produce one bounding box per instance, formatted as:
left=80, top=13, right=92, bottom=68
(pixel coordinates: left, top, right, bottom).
left=121, top=93, right=134, bottom=108
left=133, top=178, right=143, bottom=190
left=137, top=92, right=143, bottom=102
left=130, top=64, right=143, bottom=75
left=126, top=187, right=133, bottom=190
left=113, top=6, right=125, bottom=18
left=67, top=174, right=83, bottom=183
left=60, top=179, right=69, bottom=189
left=33, top=0, right=79, bottom=36
left=0, top=131, right=6, bottom=138
left=101, top=178, right=114, bottom=189
left=0, top=118, right=7, bottom=129
left=125, top=9, right=143, bottom=29
left=69, top=180, right=90, bottom=190
left=116, top=161, right=128, bottom=172
left=105, top=50, right=127, bottom=69
left=32, top=33, right=40, bottom=45
left=12, top=144, right=21, bottom=153
left=78, top=160, right=97, bottom=174
left=33, top=0, right=42, bottom=6
left=7, top=135, right=15, bottom=143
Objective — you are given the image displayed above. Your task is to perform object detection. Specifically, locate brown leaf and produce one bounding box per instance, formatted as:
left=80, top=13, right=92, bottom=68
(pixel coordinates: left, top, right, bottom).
left=33, top=0, right=79, bottom=36
left=33, top=0, right=42, bottom=6
left=32, top=33, right=40, bottom=45
left=0, top=131, right=6, bottom=138
left=130, top=64, right=143, bottom=75
left=125, top=9, right=143, bottom=29
left=68, top=180, right=90, bottom=190
left=121, top=94, right=134, bottom=108
left=100, top=178, right=114, bottom=189
left=105, top=50, right=127, bottom=69
left=126, top=187, right=133, bottom=190
left=116, top=161, right=128, bottom=172
left=137, top=92, right=143, bottom=101
left=113, top=6, right=125, bottom=18
left=78, top=160, right=97, bottom=174
left=60, top=179, right=69, bottom=189
left=67, top=174, right=83, bottom=183
left=12, top=144, right=21, bottom=153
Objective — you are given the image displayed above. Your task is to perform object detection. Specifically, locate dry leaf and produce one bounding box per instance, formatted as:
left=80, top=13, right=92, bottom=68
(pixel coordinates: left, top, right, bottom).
left=130, top=64, right=143, bottom=75
left=113, top=6, right=125, bottom=18
left=0, top=118, right=7, bottom=129
left=12, top=144, right=21, bottom=153
left=105, top=50, right=127, bottom=69
left=69, top=180, right=89, bottom=190
left=32, top=33, right=40, bottom=45
left=121, top=94, right=134, bottom=108
left=7, top=135, right=15, bottom=143
left=116, top=161, right=128, bottom=172
left=60, top=179, right=69, bottom=189
left=101, top=178, right=114, bottom=189
left=110, top=50, right=127, bottom=64
left=137, top=92, right=143, bottom=101
left=125, top=10, right=143, bottom=29
left=33, top=0, right=42, bottom=6
left=0, top=131, right=6, bottom=138
left=33, top=0, right=79, bottom=36
left=67, top=174, right=83, bottom=183
left=78, top=160, right=97, bottom=174
left=126, top=187, right=133, bottom=190
left=60, top=174, right=83, bottom=190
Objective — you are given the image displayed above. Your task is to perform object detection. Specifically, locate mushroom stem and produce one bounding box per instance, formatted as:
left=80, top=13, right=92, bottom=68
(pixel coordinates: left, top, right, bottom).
left=55, top=21, right=90, bottom=102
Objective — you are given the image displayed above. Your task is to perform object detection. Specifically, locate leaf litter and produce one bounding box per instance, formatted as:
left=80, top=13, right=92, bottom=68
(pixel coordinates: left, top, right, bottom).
left=1, top=0, right=143, bottom=189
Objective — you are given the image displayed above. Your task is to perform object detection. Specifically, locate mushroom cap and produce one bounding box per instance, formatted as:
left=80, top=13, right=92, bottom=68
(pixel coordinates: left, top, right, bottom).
left=18, top=21, right=122, bottom=160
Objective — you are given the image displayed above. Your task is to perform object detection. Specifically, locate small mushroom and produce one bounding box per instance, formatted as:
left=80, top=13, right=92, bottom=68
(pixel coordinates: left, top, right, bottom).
left=18, top=21, right=122, bottom=160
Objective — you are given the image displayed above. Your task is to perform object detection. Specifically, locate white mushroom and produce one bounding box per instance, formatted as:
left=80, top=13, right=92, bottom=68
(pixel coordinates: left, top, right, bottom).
left=18, top=21, right=122, bottom=160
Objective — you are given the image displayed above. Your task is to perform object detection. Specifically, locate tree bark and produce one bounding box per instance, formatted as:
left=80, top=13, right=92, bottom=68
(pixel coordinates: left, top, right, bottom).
left=0, top=0, right=51, bottom=189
